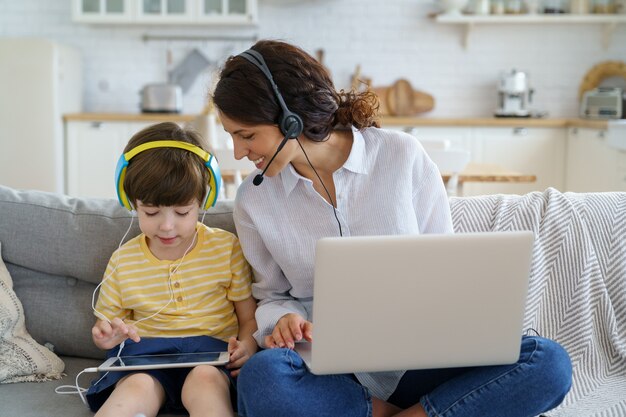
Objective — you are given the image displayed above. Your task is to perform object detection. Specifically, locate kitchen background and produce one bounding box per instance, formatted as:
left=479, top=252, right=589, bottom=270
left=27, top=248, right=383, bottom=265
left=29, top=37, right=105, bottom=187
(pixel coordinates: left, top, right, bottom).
left=1, top=0, right=624, bottom=116
left=1, top=0, right=625, bottom=199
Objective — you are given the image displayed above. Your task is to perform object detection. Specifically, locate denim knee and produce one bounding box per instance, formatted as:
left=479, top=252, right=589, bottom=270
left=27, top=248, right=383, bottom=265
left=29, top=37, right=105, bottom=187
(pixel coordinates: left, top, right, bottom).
left=239, top=350, right=301, bottom=397
left=238, top=348, right=372, bottom=417
left=527, top=337, right=573, bottom=408
left=238, top=350, right=284, bottom=416
left=240, top=349, right=284, bottom=390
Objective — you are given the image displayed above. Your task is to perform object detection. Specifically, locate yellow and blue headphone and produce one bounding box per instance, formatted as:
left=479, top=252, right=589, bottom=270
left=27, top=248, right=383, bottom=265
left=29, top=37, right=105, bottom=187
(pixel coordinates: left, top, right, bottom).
left=114, top=140, right=221, bottom=211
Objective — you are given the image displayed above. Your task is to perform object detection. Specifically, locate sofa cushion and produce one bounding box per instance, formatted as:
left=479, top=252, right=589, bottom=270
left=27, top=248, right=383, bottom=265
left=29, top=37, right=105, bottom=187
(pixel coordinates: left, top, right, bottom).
left=0, top=242, right=65, bottom=383
left=8, top=263, right=103, bottom=359
left=0, top=185, right=237, bottom=286
left=0, top=356, right=182, bottom=417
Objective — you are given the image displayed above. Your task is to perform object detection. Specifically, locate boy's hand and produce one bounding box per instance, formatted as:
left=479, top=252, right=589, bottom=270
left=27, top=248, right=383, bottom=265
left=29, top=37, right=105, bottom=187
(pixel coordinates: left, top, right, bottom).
left=92, top=317, right=140, bottom=350
left=226, top=336, right=256, bottom=377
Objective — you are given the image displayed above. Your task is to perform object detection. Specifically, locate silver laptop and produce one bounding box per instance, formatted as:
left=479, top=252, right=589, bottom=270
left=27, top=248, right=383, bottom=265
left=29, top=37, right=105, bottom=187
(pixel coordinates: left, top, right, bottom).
left=295, top=231, right=534, bottom=375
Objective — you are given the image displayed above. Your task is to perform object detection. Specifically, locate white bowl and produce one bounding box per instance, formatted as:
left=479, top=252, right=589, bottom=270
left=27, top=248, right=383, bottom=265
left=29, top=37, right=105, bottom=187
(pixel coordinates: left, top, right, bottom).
left=439, top=0, right=468, bottom=14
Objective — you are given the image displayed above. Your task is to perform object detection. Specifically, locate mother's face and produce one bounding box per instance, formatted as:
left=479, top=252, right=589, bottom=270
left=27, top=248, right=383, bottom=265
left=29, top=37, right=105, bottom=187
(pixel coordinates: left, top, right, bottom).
left=218, top=111, right=300, bottom=178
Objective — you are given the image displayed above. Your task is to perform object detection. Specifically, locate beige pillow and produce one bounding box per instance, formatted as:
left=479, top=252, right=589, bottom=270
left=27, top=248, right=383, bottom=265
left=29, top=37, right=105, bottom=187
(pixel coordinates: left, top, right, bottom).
left=0, top=242, right=64, bottom=383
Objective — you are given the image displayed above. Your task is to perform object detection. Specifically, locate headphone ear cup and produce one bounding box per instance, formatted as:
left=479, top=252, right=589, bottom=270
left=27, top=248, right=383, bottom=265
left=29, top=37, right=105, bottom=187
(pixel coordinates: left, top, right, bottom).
left=238, top=49, right=304, bottom=141
left=281, top=112, right=304, bottom=139
left=203, top=155, right=222, bottom=210
left=114, top=156, right=133, bottom=211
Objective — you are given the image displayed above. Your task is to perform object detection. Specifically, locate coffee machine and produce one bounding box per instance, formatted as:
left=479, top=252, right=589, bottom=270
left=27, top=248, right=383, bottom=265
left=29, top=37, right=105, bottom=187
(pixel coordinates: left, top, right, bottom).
left=495, top=69, right=533, bottom=118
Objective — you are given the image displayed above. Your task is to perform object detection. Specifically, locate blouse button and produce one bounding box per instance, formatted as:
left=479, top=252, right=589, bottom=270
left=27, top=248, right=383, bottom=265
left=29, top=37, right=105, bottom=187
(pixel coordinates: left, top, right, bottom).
left=174, top=282, right=180, bottom=288
left=176, top=296, right=183, bottom=302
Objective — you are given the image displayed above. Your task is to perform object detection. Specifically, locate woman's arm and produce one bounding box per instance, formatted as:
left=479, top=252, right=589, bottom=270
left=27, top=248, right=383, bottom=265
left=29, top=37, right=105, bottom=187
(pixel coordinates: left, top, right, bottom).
left=234, top=202, right=308, bottom=347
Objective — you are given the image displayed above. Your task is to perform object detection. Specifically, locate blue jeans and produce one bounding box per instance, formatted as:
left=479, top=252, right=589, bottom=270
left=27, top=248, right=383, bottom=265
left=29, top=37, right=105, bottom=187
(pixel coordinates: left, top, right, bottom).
left=237, top=336, right=572, bottom=417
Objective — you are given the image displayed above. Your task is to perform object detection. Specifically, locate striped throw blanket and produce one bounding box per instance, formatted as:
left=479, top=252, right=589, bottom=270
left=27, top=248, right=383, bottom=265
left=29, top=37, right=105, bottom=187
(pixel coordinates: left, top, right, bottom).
left=450, top=188, right=626, bottom=417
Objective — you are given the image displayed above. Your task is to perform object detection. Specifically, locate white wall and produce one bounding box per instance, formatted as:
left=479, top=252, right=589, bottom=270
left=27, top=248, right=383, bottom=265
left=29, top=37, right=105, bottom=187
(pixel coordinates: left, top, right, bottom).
left=1, top=0, right=624, bottom=117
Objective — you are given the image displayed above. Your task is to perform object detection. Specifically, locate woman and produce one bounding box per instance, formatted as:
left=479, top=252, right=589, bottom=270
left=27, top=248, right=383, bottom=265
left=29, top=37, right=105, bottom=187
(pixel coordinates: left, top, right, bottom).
left=212, top=39, right=572, bottom=417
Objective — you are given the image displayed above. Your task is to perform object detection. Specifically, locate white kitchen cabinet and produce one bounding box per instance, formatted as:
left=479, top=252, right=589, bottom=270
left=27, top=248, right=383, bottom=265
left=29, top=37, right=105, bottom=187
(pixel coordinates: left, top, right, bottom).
left=407, top=126, right=474, bottom=152
left=72, top=0, right=257, bottom=24
left=66, top=120, right=153, bottom=199
left=135, top=0, right=194, bottom=23
left=616, top=153, right=626, bottom=192
left=72, top=0, right=133, bottom=23
left=565, top=127, right=625, bottom=192
left=196, top=0, right=257, bottom=24
left=388, top=124, right=566, bottom=196
left=472, top=127, right=566, bottom=195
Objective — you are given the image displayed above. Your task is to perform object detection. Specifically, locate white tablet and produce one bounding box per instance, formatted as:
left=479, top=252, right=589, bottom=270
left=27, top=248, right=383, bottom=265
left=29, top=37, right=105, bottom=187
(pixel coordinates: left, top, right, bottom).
left=98, top=351, right=230, bottom=371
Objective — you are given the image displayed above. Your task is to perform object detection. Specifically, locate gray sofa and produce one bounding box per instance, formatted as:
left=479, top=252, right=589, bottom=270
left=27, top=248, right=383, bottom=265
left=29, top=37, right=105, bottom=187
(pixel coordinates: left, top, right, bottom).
left=0, top=184, right=624, bottom=417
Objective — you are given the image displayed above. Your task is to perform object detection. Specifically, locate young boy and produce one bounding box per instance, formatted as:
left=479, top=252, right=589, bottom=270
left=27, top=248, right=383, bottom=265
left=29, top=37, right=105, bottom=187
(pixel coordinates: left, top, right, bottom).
left=86, top=122, right=257, bottom=417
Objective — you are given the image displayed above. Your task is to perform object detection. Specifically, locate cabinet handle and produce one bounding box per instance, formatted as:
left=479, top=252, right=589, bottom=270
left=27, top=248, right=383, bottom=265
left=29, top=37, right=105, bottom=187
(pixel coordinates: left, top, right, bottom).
left=570, top=128, right=578, bottom=135
left=90, top=121, right=102, bottom=129
left=513, top=127, right=528, bottom=136
left=597, top=130, right=606, bottom=139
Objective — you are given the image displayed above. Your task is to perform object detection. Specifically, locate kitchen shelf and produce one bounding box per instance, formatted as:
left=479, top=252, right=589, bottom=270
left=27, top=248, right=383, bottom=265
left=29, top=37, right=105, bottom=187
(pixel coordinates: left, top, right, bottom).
left=434, top=14, right=626, bottom=49
left=72, top=0, right=258, bottom=25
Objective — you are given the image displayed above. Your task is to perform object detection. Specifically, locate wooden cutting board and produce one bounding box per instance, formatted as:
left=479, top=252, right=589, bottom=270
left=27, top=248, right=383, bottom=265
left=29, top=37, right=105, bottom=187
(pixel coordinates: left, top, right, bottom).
left=373, top=79, right=434, bottom=116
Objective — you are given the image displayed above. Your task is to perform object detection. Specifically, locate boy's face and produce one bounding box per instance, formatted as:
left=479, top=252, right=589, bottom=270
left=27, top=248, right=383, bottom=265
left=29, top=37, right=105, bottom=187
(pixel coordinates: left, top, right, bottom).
left=135, top=200, right=200, bottom=260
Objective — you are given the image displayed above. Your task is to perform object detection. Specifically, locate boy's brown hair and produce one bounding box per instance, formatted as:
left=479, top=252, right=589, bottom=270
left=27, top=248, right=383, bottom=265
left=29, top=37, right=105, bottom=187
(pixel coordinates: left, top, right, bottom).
left=123, top=122, right=209, bottom=208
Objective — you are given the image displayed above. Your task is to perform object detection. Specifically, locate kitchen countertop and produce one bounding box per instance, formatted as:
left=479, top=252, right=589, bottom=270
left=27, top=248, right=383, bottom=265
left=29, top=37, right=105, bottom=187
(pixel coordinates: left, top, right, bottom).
left=63, top=113, right=610, bottom=129
left=63, top=112, right=197, bottom=123
left=380, top=117, right=609, bottom=129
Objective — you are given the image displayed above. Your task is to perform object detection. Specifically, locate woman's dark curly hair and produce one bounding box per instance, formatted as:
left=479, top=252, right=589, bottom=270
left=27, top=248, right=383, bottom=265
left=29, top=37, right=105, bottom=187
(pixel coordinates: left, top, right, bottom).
left=212, top=40, right=379, bottom=142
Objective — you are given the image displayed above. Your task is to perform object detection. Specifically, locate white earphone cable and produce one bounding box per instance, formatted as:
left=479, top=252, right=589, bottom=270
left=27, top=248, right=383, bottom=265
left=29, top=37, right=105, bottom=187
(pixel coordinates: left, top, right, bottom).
left=57, top=214, right=202, bottom=406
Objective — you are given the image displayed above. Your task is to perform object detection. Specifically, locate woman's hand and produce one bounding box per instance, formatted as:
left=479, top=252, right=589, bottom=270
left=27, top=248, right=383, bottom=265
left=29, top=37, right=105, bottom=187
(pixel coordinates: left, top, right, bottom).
left=226, top=336, right=257, bottom=377
left=91, top=317, right=140, bottom=350
left=265, top=313, right=313, bottom=349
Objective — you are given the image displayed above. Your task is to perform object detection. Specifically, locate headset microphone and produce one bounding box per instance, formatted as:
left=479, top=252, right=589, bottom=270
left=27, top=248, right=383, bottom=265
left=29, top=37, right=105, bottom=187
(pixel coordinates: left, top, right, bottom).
left=253, top=120, right=299, bottom=186
left=252, top=138, right=282, bottom=185
left=252, top=136, right=287, bottom=186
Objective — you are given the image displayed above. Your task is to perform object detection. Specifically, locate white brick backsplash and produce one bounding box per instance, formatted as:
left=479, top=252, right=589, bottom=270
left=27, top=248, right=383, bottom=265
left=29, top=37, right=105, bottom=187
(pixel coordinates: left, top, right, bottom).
left=1, top=0, right=624, bottom=117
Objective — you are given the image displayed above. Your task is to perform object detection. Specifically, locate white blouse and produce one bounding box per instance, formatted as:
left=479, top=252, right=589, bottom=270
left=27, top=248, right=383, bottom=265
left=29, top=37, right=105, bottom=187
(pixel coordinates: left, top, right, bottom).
left=233, top=126, right=454, bottom=399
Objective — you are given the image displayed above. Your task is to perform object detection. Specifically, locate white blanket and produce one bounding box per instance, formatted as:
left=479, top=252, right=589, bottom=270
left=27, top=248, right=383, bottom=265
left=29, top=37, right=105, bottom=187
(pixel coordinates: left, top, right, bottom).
left=450, top=188, right=626, bottom=417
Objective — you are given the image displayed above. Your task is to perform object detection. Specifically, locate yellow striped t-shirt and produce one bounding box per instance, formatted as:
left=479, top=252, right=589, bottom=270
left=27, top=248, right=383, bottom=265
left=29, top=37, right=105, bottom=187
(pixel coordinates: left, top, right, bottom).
left=95, top=223, right=252, bottom=341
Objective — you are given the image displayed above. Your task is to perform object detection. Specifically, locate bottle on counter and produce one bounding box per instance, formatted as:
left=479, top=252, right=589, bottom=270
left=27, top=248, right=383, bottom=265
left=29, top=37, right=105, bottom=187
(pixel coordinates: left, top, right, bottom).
left=491, top=0, right=506, bottom=14
left=476, top=0, right=492, bottom=14
left=591, top=0, right=616, bottom=13
left=525, top=0, right=541, bottom=13
left=570, top=0, right=590, bottom=13
left=505, top=0, right=523, bottom=13
left=542, top=0, right=568, bottom=12
left=467, top=0, right=491, bottom=14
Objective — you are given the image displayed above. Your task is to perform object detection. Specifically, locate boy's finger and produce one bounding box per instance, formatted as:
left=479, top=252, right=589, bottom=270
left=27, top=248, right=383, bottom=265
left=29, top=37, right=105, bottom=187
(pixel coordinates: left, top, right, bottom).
left=227, top=336, right=238, bottom=353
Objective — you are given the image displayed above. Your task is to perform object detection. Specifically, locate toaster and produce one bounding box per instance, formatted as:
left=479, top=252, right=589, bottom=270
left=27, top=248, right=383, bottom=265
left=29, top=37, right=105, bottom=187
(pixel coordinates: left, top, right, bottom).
left=140, top=83, right=183, bottom=113
left=580, top=87, right=623, bottom=119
